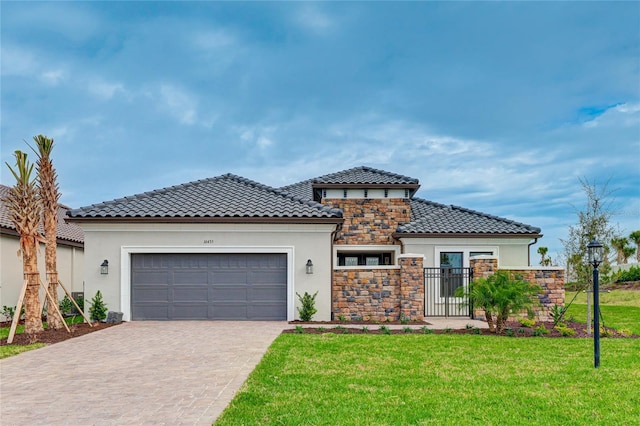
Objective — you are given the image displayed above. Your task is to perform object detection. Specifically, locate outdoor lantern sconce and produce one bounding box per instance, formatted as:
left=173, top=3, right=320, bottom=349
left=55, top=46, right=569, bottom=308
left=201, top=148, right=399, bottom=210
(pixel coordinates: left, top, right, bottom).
left=306, top=259, right=314, bottom=274
left=587, top=240, right=603, bottom=267
left=100, top=260, right=109, bottom=275
left=587, top=239, right=603, bottom=368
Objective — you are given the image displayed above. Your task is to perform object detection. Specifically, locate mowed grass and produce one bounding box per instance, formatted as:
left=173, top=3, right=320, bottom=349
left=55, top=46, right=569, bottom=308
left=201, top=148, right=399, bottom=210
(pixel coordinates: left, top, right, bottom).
left=566, top=290, right=640, bottom=335
left=216, top=334, right=640, bottom=425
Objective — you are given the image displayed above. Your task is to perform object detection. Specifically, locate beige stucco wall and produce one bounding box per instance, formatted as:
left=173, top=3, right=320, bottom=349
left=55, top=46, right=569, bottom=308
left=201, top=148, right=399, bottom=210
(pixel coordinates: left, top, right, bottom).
left=78, top=222, right=337, bottom=321
left=400, top=236, right=535, bottom=267
left=0, top=234, right=84, bottom=320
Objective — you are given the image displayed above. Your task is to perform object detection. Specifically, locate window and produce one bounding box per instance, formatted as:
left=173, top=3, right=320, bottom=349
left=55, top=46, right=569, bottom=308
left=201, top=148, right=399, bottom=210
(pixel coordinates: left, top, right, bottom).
left=334, top=245, right=401, bottom=268
left=337, top=252, right=393, bottom=266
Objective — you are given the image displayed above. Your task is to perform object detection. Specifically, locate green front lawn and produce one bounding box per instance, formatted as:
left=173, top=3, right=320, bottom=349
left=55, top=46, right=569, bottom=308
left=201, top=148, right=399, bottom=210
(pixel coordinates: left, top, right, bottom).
left=216, top=334, right=640, bottom=425
left=565, top=290, right=640, bottom=335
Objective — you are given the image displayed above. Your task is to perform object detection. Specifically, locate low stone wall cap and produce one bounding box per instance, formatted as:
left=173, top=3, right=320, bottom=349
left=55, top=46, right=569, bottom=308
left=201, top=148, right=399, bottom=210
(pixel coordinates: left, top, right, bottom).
left=397, top=253, right=426, bottom=259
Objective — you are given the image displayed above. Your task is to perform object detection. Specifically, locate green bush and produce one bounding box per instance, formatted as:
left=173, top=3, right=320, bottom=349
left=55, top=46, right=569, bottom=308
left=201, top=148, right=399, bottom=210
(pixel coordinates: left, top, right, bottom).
left=89, top=291, right=108, bottom=321
left=613, top=266, right=640, bottom=283
left=296, top=291, right=318, bottom=322
left=519, top=318, right=536, bottom=328
left=554, top=325, right=576, bottom=337
left=59, top=296, right=73, bottom=315
left=533, top=325, right=550, bottom=336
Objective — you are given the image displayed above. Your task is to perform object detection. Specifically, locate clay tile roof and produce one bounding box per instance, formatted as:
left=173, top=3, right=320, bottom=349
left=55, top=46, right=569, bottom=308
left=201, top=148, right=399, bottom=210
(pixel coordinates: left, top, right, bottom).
left=397, top=198, right=542, bottom=236
left=67, top=174, right=343, bottom=220
left=0, top=184, right=84, bottom=245
left=280, top=166, right=419, bottom=200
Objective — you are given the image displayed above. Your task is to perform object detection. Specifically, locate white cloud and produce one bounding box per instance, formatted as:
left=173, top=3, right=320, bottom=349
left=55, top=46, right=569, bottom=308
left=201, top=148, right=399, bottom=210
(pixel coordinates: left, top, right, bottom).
left=88, top=80, right=126, bottom=100
left=40, top=69, right=66, bottom=85
left=582, top=102, right=640, bottom=129
left=293, top=5, right=336, bottom=35
left=192, top=29, right=236, bottom=50
left=158, top=84, right=198, bottom=125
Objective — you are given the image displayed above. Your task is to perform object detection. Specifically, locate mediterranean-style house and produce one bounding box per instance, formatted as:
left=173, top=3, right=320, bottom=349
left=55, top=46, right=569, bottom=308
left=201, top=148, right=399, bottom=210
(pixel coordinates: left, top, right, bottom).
left=0, top=184, right=85, bottom=320
left=67, top=166, right=564, bottom=322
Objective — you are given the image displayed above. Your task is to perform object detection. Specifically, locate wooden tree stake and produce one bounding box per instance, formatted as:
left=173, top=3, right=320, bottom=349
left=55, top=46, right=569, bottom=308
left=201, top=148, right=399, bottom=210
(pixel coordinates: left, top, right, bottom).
left=39, top=279, right=70, bottom=333
left=57, top=279, right=93, bottom=327
left=7, top=280, right=28, bottom=344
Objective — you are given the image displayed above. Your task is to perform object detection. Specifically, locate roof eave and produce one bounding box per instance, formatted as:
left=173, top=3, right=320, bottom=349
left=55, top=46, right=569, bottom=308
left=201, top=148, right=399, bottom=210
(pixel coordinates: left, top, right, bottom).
left=393, top=232, right=543, bottom=239
left=312, top=183, right=420, bottom=190
left=66, top=216, right=344, bottom=225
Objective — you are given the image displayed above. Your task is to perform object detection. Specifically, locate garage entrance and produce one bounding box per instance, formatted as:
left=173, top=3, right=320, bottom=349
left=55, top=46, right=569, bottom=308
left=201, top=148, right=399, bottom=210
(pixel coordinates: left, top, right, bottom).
left=131, top=253, right=287, bottom=320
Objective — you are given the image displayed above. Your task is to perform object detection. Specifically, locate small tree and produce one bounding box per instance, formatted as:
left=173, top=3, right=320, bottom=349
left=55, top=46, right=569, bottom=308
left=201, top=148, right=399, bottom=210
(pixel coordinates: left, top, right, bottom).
left=537, top=246, right=548, bottom=266
left=560, top=178, right=617, bottom=285
left=629, top=230, right=640, bottom=263
left=296, top=291, right=318, bottom=321
left=457, top=270, right=541, bottom=334
left=89, top=291, right=108, bottom=322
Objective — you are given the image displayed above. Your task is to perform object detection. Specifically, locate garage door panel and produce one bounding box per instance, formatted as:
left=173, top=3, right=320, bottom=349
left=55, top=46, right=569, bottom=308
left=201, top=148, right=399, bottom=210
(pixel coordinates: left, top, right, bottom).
left=173, top=286, right=208, bottom=302
left=211, top=286, right=248, bottom=301
left=131, top=253, right=287, bottom=320
left=211, top=270, right=248, bottom=284
left=249, top=303, right=287, bottom=320
left=133, top=271, right=170, bottom=285
left=134, top=287, right=169, bottom=302
left=173, top=271, right=208, bottom=285
left=210, top=303, right=248, bottom=319
left=172, top=304, right=209, bottom=319
left=135, top=305, right=170, bottom=320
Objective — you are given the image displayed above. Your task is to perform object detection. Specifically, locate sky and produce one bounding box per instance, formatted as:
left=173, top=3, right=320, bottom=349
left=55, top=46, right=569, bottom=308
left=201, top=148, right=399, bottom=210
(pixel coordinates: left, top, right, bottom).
left=1, top=1, right=639, bottom=264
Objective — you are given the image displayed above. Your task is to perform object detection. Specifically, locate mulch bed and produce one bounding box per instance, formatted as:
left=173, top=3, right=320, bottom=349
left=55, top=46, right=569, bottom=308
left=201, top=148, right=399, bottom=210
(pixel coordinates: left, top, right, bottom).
left=285, top=321, right=638, bottom=338
left=1, top=321, right=121, bottom=346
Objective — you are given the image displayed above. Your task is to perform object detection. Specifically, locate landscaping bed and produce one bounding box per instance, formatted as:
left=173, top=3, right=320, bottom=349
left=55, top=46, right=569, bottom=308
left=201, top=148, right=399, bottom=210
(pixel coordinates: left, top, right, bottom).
left=1, top=320, right=121, bottom=346
left=286, top=320, right=638, bottom=338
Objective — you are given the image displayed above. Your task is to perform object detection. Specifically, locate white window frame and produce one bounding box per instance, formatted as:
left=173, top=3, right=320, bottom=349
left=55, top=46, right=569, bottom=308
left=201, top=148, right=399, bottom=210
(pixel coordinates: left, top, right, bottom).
left=435, top=246, right=499, bottom=268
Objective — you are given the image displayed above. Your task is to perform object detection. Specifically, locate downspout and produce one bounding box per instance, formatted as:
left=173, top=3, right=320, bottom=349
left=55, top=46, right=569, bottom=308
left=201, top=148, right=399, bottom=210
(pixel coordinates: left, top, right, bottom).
left=528, top=238, right=538, bottom=267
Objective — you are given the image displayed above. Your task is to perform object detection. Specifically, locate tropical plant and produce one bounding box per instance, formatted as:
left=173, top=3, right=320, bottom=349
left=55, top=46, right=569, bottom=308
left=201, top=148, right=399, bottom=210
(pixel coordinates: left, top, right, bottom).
left=611, top=237, right=631, bottom=265
left=629, top=230, right=640, bottom=263
left=296, top=291, right=318, bottom=322
left=89, top=290, right=108, bottom=322
left=32, top=135, right=64, bottom=329
left=4, top=151, right=43, bottom=334
left=456, top=270, right=541, bottom=334
left=537, top=246, right=549, bottom=266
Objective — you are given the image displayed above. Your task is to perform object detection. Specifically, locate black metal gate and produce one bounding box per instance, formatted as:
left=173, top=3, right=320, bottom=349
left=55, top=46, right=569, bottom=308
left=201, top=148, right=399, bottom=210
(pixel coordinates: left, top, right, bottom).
left=424, top=267, right=472, bottom=317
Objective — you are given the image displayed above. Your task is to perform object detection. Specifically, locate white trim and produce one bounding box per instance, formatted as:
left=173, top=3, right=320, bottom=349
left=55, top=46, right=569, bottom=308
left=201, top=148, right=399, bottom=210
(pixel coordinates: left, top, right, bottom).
left=120, top=245, right=295, bottom=322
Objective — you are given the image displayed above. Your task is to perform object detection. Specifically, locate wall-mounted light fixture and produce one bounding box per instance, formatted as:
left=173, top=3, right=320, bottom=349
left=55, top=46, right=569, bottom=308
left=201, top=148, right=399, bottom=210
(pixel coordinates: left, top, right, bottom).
left=100, top=260, right=109, bottom=275
left=306, top=259, right=314, bottom=274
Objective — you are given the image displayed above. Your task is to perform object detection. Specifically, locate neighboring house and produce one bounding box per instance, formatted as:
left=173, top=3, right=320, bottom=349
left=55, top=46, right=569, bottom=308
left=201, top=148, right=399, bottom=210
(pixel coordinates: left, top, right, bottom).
left=0, top=184, right=84, bottom=319
left=67, top=166, right=558, bottom=322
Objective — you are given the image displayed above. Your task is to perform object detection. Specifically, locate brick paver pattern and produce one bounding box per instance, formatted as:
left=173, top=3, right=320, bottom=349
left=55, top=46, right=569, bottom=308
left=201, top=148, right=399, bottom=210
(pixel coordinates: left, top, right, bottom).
left=1, top=321, right=285, bottom=425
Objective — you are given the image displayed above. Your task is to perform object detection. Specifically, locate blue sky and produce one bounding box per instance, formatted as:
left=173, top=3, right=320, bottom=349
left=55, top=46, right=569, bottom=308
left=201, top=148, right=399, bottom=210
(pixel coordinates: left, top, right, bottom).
left=2, top=2, right=639, bottom=263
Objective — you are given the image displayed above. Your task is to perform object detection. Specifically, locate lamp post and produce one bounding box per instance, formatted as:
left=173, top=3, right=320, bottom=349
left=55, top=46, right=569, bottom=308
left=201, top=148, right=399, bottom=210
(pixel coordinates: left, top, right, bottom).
left=587, top=239, right=603, bottom=368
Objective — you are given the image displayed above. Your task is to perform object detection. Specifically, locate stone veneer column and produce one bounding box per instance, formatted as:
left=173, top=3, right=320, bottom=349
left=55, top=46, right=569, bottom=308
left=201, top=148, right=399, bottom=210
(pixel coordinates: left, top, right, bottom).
left=398, top=254, right=425, bottom=321
left=470, top=256, right=498, bottom=280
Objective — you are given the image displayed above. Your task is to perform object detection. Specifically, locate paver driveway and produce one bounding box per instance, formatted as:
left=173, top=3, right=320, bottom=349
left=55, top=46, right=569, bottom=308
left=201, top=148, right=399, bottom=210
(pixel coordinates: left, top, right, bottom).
left=0, top=321, right=286, bottom=425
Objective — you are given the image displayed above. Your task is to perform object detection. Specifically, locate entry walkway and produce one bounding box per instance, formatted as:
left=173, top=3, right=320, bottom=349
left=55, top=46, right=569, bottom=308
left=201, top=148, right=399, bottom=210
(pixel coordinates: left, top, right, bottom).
left=0, top=321, right=285, bottom=425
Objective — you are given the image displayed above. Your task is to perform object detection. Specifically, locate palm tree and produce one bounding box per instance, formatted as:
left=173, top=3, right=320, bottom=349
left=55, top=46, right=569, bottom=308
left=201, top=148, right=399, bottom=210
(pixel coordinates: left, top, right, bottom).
left=622, top=246, right=636, bottom=264
left=33, top=135, right=64, bottom=329
left=4, top=151, right=44, bottom=334
left=629, top=230, right=640, bottom=263
left=537, top=246, right=548, bottom=266
left=611, top=237, right=629, bottom=265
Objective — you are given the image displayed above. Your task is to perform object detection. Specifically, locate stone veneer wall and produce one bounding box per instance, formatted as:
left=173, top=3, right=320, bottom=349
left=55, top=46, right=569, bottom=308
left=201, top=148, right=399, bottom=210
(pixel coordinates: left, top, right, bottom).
left=323, top=198, right=410, bottom=245
left=470, top=257, right=565, bottom=321
left=332, top=255, right=425, bottom=321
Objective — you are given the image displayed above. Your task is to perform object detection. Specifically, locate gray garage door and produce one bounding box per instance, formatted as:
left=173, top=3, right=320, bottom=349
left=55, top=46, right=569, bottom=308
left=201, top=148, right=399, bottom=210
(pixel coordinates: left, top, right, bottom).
left=131, top=253, right=287, bottom=320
